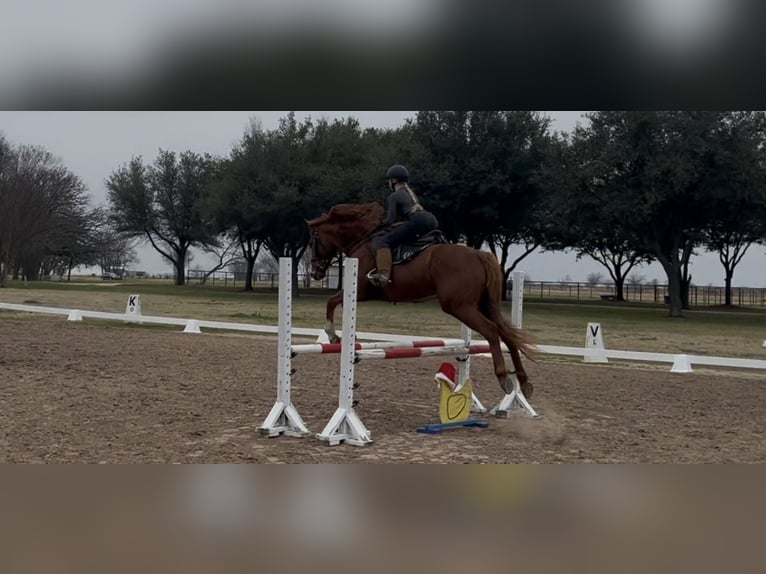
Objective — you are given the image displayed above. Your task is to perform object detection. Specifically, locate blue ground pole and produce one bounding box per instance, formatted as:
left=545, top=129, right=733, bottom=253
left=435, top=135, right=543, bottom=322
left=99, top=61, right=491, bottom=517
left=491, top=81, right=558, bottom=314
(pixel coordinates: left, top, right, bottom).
left=416, top=419, right=490, bottom=435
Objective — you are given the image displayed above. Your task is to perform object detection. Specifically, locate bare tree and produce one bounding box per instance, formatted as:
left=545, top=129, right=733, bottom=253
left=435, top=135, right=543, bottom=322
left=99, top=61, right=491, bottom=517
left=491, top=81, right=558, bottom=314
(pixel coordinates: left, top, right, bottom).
left=199, top=238, right=239, bottom=284
left=586, top=272, right=604, bottom=285
left=236, top=236, right=263, bottom=291
left=297, top=248, right=316, bottom=288
left=92, top=216, right=139, bottom=276
left=254, top=253, right=278, bottom=276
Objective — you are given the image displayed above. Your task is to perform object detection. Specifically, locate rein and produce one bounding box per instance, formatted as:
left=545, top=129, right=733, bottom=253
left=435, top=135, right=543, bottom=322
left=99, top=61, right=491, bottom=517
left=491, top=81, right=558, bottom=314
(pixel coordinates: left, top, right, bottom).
left=312, top=222, right=390, bottom=265
left=340, top=226, right=385, bottom=257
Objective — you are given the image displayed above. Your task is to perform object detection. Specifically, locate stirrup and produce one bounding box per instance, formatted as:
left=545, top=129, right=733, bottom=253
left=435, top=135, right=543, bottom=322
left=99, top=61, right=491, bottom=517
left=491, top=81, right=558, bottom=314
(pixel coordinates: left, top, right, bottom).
left=366, top=269, right=390, bottom=287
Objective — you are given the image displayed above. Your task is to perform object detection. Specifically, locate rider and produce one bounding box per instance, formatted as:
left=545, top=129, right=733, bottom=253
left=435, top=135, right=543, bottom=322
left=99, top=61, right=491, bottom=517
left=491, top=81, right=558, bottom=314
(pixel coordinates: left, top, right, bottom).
left=367, top=164, right=439, bottom=286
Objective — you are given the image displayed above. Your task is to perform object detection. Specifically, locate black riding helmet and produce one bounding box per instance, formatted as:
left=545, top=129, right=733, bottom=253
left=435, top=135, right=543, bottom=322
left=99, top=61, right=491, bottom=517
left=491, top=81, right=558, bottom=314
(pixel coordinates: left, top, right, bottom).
left=386, top=164, right=409, bottom=182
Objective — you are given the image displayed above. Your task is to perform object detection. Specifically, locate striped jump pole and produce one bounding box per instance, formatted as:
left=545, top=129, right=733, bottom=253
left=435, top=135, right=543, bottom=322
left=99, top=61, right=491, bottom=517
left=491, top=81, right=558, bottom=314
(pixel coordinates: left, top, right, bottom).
left=292, top=334, right=487, bottom=414
left=291, top=338, right=472, bottom=355
left=291, top=337, right=486, bottom=414
left=354, top=344, right=493, bottom=360
left=258, top=258, right=311, bottom=438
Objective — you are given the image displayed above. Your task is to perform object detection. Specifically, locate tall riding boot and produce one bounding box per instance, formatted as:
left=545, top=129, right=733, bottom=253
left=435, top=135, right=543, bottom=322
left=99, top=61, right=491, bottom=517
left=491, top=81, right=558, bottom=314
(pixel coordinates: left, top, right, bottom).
left=368, top=248, right=392, bottom=286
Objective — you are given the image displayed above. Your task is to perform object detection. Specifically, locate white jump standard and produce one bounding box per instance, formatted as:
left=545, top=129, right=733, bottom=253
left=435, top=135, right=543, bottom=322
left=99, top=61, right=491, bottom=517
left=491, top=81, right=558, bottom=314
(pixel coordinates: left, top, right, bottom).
left=316, top=258, right=372, bottom=445
left=258, top=258, right=311, bottom=438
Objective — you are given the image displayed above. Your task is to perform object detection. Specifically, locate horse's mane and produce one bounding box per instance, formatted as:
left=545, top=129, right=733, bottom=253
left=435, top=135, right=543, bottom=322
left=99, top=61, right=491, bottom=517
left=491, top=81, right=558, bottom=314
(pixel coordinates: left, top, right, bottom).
left=308, top=202, right=384, bottom=240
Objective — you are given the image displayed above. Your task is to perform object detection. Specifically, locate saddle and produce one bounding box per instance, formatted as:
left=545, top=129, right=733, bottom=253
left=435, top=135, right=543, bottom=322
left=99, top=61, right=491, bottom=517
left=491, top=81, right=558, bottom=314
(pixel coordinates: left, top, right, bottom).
left=392, top=230, right=449, bottom=265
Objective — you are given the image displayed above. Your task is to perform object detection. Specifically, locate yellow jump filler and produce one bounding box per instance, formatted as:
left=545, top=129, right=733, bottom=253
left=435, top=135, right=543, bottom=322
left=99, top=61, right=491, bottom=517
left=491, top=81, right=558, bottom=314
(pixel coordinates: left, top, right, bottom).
left=416, top=363, right=490, bottom=435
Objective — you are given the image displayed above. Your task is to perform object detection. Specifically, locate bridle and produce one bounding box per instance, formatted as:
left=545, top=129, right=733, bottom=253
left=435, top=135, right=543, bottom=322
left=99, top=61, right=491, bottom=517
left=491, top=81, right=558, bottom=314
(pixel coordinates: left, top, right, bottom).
left=309, top=230, right=332, bottom=278
left=309, top=224, right=389, bottom=278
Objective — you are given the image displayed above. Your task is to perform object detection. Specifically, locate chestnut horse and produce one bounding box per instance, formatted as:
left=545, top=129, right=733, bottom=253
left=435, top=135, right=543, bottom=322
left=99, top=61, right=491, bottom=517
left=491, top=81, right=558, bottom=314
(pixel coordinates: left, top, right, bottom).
left=307, top=202, right=536, bottom=397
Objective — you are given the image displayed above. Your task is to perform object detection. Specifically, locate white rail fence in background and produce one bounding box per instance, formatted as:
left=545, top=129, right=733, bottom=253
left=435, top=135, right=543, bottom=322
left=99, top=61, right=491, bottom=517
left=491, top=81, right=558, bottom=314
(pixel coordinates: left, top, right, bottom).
left=1, top=296, right=766, bottom=373
left=0, top=301, right=460, bottom=343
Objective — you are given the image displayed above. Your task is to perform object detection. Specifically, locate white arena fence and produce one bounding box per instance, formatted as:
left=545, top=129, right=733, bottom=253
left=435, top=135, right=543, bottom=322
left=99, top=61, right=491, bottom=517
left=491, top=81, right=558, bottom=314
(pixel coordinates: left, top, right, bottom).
left=1, top=278, right=766, bottom=373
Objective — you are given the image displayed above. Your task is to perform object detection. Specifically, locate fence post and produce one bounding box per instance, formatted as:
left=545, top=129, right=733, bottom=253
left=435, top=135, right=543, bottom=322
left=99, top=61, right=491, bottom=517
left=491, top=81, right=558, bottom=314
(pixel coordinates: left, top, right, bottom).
left=510, top=271, right=525, bottom=328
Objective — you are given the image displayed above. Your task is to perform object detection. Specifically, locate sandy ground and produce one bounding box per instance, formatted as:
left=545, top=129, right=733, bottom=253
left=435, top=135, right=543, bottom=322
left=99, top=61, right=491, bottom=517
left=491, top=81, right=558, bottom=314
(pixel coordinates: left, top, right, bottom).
left=1, top=315, right=764, bottom=463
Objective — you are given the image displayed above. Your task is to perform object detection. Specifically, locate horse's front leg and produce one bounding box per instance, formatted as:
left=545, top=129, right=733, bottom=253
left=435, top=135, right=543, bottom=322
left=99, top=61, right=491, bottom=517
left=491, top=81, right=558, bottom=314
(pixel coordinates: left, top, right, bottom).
left=324, top=269, right=372, bottom=343
left=324, top=291, right=344, bottom=343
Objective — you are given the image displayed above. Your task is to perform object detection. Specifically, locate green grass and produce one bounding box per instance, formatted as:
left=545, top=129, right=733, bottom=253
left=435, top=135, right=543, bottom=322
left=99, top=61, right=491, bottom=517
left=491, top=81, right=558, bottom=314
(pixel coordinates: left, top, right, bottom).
left=522, top=302, right=766, bottom=356
left=2, top=279, right=766, bottom=359
left=5, top=277, right=258, bottom=298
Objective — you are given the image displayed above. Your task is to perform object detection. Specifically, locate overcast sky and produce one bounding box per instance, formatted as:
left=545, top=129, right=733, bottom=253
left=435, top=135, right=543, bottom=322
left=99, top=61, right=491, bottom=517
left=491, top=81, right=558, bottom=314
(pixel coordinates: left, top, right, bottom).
left=1, top=110, right=764, bottom=287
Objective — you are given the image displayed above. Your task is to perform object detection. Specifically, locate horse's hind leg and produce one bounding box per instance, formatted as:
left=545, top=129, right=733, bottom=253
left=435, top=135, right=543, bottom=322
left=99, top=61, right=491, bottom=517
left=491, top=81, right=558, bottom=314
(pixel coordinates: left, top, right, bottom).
left=445, top=305, right=514, bottom=395
left=507, top=345, right=533, bottom=398
left=488, top=314, right=534, bottom=398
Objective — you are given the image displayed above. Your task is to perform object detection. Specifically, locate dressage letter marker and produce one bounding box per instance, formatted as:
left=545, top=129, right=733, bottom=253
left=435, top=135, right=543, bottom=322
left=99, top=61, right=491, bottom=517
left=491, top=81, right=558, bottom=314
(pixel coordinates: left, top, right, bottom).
left=583, top=322, right=608, bottom=363
left=125, top=294, right=142, bottom=324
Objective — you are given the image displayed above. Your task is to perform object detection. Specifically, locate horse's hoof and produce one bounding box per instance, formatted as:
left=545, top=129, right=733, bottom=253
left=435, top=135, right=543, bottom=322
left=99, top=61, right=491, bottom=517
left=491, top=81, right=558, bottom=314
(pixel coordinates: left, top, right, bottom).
left=499, top=376, right=514, bottom=395
left=521, top=381, right=534, bottom=399
left=330, top=336, right=341, bottom=344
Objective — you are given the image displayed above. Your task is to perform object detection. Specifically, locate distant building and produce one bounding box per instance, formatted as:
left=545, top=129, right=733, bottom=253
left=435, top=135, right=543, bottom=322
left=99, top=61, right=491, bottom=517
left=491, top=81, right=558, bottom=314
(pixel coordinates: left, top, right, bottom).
left=123, top=270, right=147, bottom=279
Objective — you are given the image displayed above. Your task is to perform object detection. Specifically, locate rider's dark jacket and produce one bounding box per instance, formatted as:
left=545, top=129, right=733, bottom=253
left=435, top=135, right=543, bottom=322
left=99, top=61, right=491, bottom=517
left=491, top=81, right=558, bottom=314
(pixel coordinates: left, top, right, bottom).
left=383, top=186, right=424, bottom=226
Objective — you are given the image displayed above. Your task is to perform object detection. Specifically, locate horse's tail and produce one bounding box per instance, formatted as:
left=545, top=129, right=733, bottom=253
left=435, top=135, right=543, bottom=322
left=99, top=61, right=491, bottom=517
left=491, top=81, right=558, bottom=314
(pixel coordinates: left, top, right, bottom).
left=477, top=251, right=537, bottom=360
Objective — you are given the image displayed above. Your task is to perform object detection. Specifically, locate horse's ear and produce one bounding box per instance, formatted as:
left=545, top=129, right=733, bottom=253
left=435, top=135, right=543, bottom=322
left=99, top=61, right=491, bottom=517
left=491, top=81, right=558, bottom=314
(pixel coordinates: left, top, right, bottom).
left=308, top=212, right=330, bottom=226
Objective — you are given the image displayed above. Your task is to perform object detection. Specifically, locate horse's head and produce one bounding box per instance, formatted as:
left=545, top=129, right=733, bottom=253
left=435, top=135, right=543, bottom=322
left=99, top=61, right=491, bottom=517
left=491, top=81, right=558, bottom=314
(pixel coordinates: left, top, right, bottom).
left=307, top=213, right=336, bottom=280
left=306, top=202, right=385, bottom=280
